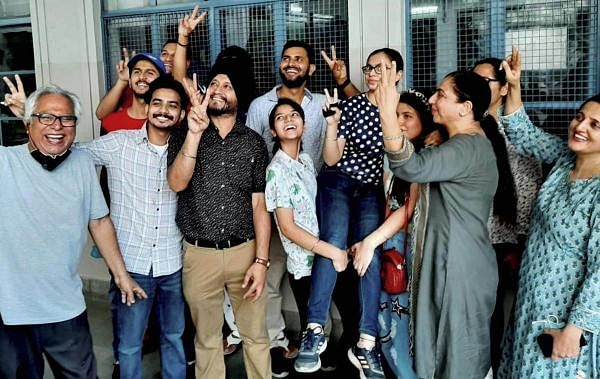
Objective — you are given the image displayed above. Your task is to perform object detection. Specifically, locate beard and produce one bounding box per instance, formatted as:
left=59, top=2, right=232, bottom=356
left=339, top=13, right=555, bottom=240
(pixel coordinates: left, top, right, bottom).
left=279, top=69, right=309, bottom=89
left=207, top=103, right=237, bottom=117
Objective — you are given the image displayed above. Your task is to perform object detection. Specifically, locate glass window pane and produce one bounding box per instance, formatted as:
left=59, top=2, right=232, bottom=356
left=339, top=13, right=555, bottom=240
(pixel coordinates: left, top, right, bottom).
left=103, top=0, right=154, bottom=11
left=0, top=119, right=27, bottom=146
left=0, top=0, right=29, bottom=17
left=0, top=25, right=34, bottom=71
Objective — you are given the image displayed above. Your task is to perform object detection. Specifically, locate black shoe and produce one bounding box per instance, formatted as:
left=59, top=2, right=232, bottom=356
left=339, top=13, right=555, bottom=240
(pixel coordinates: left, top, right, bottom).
left=111, top=362, right=120, bottom=379
left=271, top=347, right=290, bottom=378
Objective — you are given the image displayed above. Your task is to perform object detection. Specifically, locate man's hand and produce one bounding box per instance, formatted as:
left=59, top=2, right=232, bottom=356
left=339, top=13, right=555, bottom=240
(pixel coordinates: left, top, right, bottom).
left=2, top=74, right=26, bottom=118
left=321, top=45, right=349, bottom=86
left=544, top=324, right=583, bottom=361
left=178, top=5, right=207, bottom=39
left=242, top=262, right=267, bottom=301
left=187, top=75, right=211, bottom=135
left=116, top=47, right=134, bottom=83
left=113, top=272, right=147, bottom=306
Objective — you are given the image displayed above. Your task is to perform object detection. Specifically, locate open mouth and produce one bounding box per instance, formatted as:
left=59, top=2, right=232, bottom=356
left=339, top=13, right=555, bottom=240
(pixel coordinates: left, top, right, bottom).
left=45, top=134, right=65, bottom=144
left=572, top=132, right=588, bottom=142
left=284, top=124, right=297, bottom=131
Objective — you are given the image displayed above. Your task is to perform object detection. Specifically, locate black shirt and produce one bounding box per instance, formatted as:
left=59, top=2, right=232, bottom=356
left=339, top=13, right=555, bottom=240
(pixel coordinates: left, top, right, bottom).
left=168, top=121, right=268, bottom=241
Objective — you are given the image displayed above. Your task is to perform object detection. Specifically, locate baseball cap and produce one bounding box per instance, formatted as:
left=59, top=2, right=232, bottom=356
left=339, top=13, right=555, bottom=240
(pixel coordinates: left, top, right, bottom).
left=127, top=53, right=166, bottom=76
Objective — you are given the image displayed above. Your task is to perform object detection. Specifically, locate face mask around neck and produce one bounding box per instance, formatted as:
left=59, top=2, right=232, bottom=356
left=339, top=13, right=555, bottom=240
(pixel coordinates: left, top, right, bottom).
left=30, top=148, right=71, bottom=171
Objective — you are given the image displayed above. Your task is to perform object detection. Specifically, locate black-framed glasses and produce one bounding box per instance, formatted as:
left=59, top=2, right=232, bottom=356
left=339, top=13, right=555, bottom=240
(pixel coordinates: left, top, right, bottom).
left=32, top=113, right=78, bottom=127
left=361, top=64, right=391, bottom=75
left=481, top=77, right=500, bottom=84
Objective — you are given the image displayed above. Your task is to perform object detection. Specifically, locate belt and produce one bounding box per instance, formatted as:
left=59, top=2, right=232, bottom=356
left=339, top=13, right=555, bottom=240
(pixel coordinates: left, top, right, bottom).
left=185, top=237, right=251, bottom=250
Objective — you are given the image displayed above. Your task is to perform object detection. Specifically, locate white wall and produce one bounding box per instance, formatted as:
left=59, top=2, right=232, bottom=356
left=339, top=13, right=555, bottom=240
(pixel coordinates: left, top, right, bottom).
left=347, top=0, right=407, bottom=91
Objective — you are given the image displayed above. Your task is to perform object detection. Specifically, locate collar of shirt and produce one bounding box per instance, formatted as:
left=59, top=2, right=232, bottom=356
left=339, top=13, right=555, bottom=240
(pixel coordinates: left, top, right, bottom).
left=274, top=149, right=312, bottom=171
left=207, top=119, right=246, bottom=137
left=267, top=85, right=315, bottom=104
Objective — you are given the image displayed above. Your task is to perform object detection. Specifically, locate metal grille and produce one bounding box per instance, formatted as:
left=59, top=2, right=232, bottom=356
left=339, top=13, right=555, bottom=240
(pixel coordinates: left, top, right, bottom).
left=408, top=0, right=599, bottom=137
left=102, top=0, right=348, bottom=99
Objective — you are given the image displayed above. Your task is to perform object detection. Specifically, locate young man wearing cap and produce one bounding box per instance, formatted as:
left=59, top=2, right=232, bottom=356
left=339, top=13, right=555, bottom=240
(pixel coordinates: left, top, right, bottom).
left=168, top=61, right=271, bottom=379
left=77, top=76, right=189, bottom=379
left=100, top=53, right=166, bottom=134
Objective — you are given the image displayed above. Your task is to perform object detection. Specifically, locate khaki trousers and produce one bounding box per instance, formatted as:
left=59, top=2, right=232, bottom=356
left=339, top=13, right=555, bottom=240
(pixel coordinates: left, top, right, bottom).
left=182, top=240, right=271, bottom=379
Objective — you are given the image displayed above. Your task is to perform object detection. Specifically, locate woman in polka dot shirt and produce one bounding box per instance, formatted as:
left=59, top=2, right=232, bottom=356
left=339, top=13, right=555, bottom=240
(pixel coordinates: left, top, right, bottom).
left=297, top=48, right=404, bottom=379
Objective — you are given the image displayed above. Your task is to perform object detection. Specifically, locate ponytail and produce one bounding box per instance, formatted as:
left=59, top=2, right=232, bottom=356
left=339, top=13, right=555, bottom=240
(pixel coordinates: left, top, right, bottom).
left=480, top=115, right=517, bottom=225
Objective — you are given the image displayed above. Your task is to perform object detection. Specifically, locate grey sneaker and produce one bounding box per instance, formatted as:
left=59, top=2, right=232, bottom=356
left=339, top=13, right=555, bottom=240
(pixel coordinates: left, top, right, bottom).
left=347, top=345, right=385, bottom=379
left=293, top=327, right=328, bottom=373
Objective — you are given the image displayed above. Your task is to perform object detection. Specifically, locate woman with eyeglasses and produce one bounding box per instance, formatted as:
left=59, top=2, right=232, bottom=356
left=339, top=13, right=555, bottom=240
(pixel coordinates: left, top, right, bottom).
left=472, top=57, right=544, bottom=375
left=294, top=48, right=403, bottom=379
left=379, top=64, right=506, bottom=378
left=497, top=47, right=600, bottom=379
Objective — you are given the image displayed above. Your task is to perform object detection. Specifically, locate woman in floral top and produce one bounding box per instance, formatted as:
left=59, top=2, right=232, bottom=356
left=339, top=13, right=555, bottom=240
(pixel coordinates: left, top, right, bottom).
left=264, top=98, right=348, bottom=342
left=498, top=46, right=600, bottom=379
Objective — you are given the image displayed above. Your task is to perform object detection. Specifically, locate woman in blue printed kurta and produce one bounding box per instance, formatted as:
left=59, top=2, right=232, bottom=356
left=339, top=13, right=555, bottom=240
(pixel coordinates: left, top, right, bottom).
left=498, top=47, right=600, bottom=379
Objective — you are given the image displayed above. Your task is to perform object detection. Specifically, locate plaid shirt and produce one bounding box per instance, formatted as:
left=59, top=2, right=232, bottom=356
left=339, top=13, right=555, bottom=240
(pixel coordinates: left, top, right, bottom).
left=77, top=126, right=182, bottom=276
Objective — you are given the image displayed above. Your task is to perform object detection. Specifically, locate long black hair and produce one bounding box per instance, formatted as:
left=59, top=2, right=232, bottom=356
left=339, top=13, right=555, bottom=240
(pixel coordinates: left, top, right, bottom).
left=268, top=97, right=305, bottom=156
left=445, top=70, right=517, bottom=225
left=389, top=89, right=443, bottom=204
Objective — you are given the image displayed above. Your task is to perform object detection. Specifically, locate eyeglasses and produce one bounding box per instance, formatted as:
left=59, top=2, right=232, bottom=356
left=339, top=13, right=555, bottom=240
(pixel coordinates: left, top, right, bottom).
left=32, top=113, right=78, bottom=127
left=481, top=77, right=500, bottom=84
left=361, top=64, right=391, bottom=75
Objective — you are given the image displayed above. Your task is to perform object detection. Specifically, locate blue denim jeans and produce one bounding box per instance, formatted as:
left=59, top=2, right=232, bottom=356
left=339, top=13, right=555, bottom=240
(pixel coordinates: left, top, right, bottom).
left=307, top=169, right=383, bottom=337
left=378, top=232, right=417, bottom=379
left=117, top=269, right=186, bottom=379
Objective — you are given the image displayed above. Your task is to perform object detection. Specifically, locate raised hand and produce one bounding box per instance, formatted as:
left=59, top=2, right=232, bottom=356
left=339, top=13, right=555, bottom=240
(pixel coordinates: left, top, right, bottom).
left=322, top=87, right=341, bottom=125
left=374, top=59, right=400, bottom=115
left=187, top=81, right=211, bottom=135
left=183, top=73, right=204, bottom=106
left=502, top=45, right=521, bottom=87
left=321, top=45, right=348, bottom=86
left=116, top=47, right=134, bottom=83
left=2, top=74, right=26, bottom=118
left=179, top=5, right=208, bottom=38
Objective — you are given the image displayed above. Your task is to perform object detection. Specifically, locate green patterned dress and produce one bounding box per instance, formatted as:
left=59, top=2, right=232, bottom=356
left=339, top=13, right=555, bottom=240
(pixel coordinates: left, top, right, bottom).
left=498, top=106, right=600, bottom=378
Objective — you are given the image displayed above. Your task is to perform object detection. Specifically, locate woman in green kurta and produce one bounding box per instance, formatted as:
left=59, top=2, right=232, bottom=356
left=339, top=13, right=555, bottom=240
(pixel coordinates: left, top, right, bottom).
left=376, top=66, right=503, bottom=378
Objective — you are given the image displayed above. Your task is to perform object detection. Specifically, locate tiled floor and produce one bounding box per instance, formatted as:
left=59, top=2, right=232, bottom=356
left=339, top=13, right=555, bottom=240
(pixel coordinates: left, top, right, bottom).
left=42, top=294, right=344, bottom=379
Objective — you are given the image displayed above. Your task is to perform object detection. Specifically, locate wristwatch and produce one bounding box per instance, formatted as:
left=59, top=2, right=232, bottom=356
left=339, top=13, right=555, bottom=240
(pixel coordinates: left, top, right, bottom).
left=254, top=257, right=270, bottom=269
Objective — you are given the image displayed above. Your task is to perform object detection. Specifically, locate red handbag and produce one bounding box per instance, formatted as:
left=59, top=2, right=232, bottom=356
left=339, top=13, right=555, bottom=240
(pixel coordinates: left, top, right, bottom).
left=380, top=186, right=410, bottom=295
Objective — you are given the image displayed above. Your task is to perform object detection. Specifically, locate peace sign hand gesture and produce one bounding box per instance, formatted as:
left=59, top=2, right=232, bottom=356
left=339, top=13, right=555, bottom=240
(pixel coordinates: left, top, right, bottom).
left=179, top=5, right=208, bottom=38
left=374, top=59, right=400, bottom=117
left=321, top=45, right=348, bottom=86
left=2, top=74, right=26, bottom=118
left=187, top=77, right=211, bottom=135
left=322, top=88, right=341, bottom=126
left=501, top=45, right=521, bottom=88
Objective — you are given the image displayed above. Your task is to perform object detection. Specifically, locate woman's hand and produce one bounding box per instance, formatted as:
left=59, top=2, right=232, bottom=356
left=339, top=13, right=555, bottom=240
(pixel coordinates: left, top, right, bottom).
left=350, top=238, right=377, bottom=277
left=374, top=59, right=400, bottom=116
left=544, top=324, right=583, bottom=361
left=323, top=87, right=341, bottom=126
left=330, top=247, right=349, bottom=272
left=501, top=45, right=521, bottom=88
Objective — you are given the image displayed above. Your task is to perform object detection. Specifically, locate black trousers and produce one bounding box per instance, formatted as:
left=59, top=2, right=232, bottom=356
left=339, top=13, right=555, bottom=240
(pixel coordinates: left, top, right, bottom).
left=0, top=310, right=96, bottom=379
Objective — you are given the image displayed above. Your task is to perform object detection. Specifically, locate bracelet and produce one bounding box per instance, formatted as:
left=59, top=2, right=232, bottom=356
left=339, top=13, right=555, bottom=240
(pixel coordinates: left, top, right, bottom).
left=325, top=137, right=338, bottom=142
left=180, top=151, right=197, bottom=159
left=254, top=257, right=270, bottom=269
left=338, top=78, right=351, bottom=89
left=382, top=135, right=404, bottom=141
left=310, top=239, right=320, bottom=252
left=177, top=41, right=188, bottom=47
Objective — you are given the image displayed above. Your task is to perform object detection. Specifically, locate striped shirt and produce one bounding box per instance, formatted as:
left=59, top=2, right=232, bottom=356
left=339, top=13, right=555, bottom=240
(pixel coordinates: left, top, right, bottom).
left=76, top=126, right=182, bottom=277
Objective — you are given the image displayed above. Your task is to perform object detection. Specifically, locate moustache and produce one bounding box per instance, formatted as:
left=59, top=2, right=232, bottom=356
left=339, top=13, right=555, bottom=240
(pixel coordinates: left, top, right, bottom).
left=152, top=113, right=174, bottom=120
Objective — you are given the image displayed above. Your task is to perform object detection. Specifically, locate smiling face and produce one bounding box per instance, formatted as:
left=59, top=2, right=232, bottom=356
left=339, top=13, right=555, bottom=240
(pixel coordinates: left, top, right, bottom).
left=568, top=100, right=600, bottom=156
left=396, top=102, right=423, bottom=142
left=146, top=88, right=184, bottom=130
left=428, top=77, right=465, bottom=126
left=270, top=103, right=305, bottom=142
left=207, top=74, right=238, bottom=116
left=27, top=94, right=76, bottom=156
left=278, top=46, right=315, bottom=88
left=130, top=60, right=161, bottom=96
left=160, top=42, right=176, bottom=74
